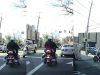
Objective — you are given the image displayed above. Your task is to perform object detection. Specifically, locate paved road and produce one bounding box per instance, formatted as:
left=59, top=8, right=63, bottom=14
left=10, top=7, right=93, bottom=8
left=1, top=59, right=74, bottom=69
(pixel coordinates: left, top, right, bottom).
left=0, top=57, right=26, bottom=75
left=74, top=54, right=100, bottom=75
left=0, top=49, right=73, bottom=75
left=26, top=49, right=73, bottom=75
left=26, top=56, right=73, bottom=75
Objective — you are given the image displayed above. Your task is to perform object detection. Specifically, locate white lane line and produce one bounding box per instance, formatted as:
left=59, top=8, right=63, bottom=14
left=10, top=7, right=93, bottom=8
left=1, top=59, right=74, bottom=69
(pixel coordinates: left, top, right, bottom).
left=0, top=63, right=6, bottom=70
left=66, top=61, right=73, bottom=66
left=26, top=62, right=44, bottom=75
left=26, top=56, right=42, bottom=59
left=26, top=56, right=73, bottom=60
left=58, top=58, right=73, bottom=60
left=26, top=61, right=30, bottom=65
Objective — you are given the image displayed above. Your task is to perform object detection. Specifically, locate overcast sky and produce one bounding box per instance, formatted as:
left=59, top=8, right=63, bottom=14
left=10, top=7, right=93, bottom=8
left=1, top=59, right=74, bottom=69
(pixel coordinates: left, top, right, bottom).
left=0, top=0, right=100, bottom=38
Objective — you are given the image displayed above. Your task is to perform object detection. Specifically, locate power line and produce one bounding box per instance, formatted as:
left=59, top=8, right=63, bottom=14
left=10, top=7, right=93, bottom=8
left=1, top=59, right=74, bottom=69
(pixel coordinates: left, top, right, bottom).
left=74, top=0, right=100, bottom=27
left=73, top=8, right=100, bottom=27
left=89, top=25, right=100, bottom=31
left=75, top=0, right=89, bottom=11
left=89, top=24, right=100, bottom=27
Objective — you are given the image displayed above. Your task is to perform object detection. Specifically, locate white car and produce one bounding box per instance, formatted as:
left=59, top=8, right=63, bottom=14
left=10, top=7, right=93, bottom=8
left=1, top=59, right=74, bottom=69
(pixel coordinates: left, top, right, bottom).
left=0, top=44, right=7, bottom=52
left=61, top=44, right=74, bottom=57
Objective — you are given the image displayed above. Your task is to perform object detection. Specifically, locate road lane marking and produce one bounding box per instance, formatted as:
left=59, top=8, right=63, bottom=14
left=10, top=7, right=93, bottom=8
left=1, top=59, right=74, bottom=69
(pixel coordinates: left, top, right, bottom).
left=26, top=56, right=42, bottom=59
left=58, top=58, right=73, bottom=60
left=74, top=71, right=81, bottom=74
left=26, top=61, right=30, bottom=65
left=66, top=61, right=73, bottom=66
left=26, top=56, right=73, bottom=60
left=26, top=62, right=44, bottom=75
left=0, top=63, right=6, bottom=70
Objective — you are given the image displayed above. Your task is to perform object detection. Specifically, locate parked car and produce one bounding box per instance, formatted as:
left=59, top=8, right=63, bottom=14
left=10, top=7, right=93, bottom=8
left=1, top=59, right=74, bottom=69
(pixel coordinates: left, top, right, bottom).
left=2, top=44, right=7, bottom=52
left=0, top=43, right=7, bottom=52
left=86, top=47, right=97, bottom=55
left=60, top=44, right=74, bottom=57
left=0, top=43, right=3, bottom=51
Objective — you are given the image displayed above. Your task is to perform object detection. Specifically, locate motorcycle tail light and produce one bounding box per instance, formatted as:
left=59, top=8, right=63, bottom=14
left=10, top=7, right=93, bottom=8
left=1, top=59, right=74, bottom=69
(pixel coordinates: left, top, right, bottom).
left=46, top=50, right=51, bottom=53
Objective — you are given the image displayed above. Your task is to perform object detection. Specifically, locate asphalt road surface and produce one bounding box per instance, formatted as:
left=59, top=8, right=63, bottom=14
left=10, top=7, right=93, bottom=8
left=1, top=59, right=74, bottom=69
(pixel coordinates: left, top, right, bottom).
left=0, top=49, right=73, bottom=75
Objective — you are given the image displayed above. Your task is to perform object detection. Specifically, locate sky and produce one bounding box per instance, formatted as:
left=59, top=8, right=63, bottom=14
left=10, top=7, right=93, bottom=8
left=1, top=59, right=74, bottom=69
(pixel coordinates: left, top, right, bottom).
left=0, top=0, right=100, bottom=38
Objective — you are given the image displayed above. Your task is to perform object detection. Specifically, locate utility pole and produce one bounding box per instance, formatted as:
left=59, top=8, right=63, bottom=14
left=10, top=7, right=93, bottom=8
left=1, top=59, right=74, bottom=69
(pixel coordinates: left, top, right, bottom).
left=36, top=13, right=40, bottom=47
left=85, top=0, right=93, bottom=55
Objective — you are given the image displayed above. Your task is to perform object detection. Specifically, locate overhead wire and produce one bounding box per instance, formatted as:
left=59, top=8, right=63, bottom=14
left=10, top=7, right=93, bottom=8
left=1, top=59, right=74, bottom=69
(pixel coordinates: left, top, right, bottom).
left=73, top=0, right=100, bottom=28
left=75, top=0, right=89, bottom=11
left=89, top=25, right=100, bottom=31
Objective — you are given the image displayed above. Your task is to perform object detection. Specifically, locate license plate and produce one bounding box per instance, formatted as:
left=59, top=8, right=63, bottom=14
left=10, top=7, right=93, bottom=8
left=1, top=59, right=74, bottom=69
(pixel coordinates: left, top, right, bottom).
left=9, top=60, right=12, bottom=63
left=47, top=59, right=50, bottom=62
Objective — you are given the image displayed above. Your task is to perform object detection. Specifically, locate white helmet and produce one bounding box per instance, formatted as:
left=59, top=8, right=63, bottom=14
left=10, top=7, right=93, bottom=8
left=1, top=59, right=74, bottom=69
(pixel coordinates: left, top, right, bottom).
left=11, top=37, right=14, bottom=40
left=48, top=36, right=52, bottom=39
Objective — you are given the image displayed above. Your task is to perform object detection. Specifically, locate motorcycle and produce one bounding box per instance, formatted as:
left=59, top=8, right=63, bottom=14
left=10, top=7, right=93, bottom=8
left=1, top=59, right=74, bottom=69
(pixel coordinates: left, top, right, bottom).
left=93, top=51, right=100, bottom=62
left=42, top=48, right=57, bottom=66
left=5, top=50, right=20, bottom=67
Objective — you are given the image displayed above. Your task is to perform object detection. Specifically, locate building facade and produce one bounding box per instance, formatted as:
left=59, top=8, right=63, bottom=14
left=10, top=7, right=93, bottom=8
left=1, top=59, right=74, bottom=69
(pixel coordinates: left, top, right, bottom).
left=78, top=32, right=100, bottom=49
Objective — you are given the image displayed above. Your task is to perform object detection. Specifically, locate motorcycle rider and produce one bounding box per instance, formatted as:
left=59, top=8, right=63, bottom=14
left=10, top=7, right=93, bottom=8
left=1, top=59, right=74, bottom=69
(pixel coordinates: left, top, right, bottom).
left=6, top=37, right=20, bottom=60
left=44, top=36, right=58, bottom=58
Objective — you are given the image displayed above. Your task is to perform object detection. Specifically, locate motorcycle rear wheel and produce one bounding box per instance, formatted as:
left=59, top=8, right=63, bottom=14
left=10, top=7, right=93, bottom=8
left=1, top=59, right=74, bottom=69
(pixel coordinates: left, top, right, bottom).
left=9, top=63, right=14, bottom=67
left=47, top=62, right=52, bottom=66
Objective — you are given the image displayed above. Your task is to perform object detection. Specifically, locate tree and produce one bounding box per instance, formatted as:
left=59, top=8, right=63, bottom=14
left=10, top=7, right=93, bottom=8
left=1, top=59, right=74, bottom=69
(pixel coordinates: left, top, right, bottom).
left=5, top=35, right=11, bottom=45
left=42, top=33, right=49, bottom=43
left=51, top=0, right=73, bottom=15
left=4, top=35, right=23, bottom=46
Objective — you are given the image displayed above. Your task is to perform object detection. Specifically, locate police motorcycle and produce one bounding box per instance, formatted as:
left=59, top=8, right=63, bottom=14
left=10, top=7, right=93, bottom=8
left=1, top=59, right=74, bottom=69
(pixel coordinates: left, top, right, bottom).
left=5, top=49, right=20, bottom=67
left=42, top=48, right=57, bottom=66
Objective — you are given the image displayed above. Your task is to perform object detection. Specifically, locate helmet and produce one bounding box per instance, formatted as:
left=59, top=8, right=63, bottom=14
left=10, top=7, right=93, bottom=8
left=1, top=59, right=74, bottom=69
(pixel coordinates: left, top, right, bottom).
left=48, top=36, right=53, bottom=41
left=10, top=37, right=14, bottom=41
left=48, top=36, right=52, bottom=40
